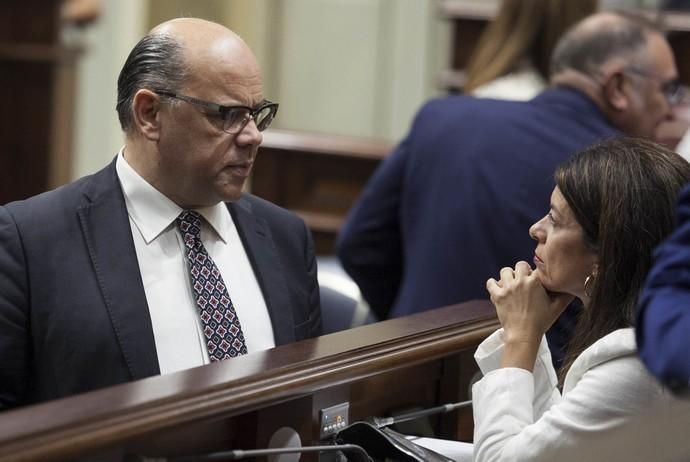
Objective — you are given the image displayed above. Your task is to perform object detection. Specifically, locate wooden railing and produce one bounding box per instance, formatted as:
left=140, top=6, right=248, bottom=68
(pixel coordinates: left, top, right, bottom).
left=0, top=300, right=497, bottom=462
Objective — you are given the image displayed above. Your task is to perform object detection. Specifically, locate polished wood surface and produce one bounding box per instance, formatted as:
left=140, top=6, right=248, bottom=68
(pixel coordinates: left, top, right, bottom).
left=253, top=129, right=393, bottom=254
left=0, top=0, right=78, bottom=204
left=0, top=300, right=498, bottom=461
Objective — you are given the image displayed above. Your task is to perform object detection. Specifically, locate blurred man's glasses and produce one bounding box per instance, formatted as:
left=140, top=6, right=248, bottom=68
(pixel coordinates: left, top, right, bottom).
left=623, top=68, right=686, bottom=106
left=155, top=90, right=279, bottom=134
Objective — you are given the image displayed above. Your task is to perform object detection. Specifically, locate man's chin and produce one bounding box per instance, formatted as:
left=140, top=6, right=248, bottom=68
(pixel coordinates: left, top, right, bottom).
left=216, top=188, right=244, bottom=203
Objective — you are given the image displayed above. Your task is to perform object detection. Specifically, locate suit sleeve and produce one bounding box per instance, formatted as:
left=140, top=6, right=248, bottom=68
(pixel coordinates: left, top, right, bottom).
left=473, top=353, right=675, bottom=462
left=302, top=219, right=322, bottom=338
left=474, top=329, right=561, bottom=420
left=0, top=206, right=30, bottom=410
left=637, top=183, right=690, bottom=390
left=336, top=139, right=410, bottom=319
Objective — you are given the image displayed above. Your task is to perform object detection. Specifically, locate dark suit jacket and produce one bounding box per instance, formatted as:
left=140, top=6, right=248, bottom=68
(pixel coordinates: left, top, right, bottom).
left=337, top=87, right=618, bottom=364
left=637, top=182, right=690, bottom=391
left=0, top=159, right=321, bottom=409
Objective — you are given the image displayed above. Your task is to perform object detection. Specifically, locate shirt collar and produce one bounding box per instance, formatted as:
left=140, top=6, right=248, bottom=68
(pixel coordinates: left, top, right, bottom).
left=116, top=148, right=231, bottom=244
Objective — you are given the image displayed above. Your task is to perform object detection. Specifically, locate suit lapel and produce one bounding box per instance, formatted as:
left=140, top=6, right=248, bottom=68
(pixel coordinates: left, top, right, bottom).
left=228, top=198, right=295, bottom=345
left=77, top=161, right=160, bottom=379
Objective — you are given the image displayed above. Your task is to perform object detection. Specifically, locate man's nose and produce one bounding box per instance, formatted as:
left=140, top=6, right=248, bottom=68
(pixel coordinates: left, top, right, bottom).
left=236, top=117, right=263, bottom=146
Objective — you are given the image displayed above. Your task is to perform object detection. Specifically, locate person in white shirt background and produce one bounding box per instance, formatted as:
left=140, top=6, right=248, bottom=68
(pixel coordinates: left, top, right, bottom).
left=463, top=0, right=597, bottom=101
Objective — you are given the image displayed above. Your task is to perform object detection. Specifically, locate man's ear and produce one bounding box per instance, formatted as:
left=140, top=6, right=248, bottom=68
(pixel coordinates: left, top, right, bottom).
left=601, top=71, right=629, bottom=112
left=131, top=89, right=162, bottom=141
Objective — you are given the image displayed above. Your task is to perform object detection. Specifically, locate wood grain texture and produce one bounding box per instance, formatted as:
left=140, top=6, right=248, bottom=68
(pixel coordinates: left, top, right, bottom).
left=0, top=300, right=497, bottom=461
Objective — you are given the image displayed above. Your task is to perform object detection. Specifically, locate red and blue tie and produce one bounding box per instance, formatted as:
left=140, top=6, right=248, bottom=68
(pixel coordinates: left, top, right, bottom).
left=176, top=210, right=248, bottom=360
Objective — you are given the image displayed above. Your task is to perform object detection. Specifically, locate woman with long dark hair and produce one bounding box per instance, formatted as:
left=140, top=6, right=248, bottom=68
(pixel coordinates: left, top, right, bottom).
left=468, top=137, right=690, bottom=461
left=412, top=138, right=690, bottom=461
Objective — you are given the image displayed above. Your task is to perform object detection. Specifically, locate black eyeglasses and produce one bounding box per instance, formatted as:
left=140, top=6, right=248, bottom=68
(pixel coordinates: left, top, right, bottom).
left=155, top=90, right=279, bottom=134
left=623, top=68, right=686, bottom=106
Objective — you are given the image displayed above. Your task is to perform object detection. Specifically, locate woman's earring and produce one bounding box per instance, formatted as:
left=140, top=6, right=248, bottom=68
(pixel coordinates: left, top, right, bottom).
left=584, top=274, right=595, bottom=298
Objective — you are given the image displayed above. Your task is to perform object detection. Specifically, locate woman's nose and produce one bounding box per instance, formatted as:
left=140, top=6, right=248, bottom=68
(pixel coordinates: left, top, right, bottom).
left=529, top=219, right=544, bottom=242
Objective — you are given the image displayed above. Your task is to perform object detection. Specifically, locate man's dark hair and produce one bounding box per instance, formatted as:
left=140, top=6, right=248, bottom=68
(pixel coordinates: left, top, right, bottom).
left=550, top=12, right=664, bottom=77
left=116, top=33, right=189, bottom=132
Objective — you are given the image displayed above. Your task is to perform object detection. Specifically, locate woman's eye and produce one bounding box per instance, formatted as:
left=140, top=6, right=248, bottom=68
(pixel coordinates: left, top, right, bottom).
left=547, top=212, right=556, bottom=224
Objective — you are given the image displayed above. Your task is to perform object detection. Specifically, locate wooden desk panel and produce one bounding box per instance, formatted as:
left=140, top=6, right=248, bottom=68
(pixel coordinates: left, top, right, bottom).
left=0, top=0, right=78, bottom=204
left=437, top=0, right=494, bottom=92
left=253, top=129, right=393, bottom=254
left=0, top=300, right=497, bottom=461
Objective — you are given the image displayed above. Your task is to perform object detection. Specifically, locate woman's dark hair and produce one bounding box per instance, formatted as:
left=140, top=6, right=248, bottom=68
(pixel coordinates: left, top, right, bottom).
left=556, top=137, right=690, bottom=380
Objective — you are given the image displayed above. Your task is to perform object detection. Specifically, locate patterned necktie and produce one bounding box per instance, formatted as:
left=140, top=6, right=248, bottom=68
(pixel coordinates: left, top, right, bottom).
left=176, top=210, right=248, bottom=360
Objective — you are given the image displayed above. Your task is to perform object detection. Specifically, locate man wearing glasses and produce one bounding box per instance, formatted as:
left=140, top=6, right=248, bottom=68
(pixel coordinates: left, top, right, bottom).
left=338, top=11, right=681, bottom=368
left=0, top=18, right=321, bottom=409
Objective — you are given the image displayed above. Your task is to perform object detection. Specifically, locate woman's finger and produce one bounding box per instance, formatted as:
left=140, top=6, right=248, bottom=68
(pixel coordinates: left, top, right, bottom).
left=499, top=266, right=514, bottom=282
left=486, top=277, right=500, bottom=292
left=514, top=260, right=532, bottom=276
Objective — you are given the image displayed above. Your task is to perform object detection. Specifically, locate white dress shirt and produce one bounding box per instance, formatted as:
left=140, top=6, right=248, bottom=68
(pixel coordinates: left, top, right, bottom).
left=116, top=151, right=275, bottom=374
left=470, top=327, right=690, bottom=462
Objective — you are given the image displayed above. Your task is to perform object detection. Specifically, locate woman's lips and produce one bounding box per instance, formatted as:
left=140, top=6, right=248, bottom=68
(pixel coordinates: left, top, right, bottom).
left=534, top=254, right=544, bottom=266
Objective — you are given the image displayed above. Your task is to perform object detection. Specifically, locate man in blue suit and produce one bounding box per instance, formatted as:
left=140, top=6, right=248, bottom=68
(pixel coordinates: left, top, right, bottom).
left=637, top=182, right=690, bottom=392
left=0, top=18, right=321, bottom=409
left=337, top=12, right=681, bottom=365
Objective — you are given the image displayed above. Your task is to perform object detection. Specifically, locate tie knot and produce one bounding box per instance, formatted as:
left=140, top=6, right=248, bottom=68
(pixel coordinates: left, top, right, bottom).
left=176, top=210, right=202, bottom=241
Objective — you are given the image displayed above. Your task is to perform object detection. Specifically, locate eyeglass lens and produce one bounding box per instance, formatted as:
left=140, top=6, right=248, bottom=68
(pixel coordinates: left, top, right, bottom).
left=223, top=105, right=276, bottom=134
left=665, top=83, right=685, bottom=105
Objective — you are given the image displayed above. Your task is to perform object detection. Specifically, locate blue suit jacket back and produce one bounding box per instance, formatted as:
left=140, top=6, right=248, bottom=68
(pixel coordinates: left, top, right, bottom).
left=338, top=88, right=617, bottom=361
